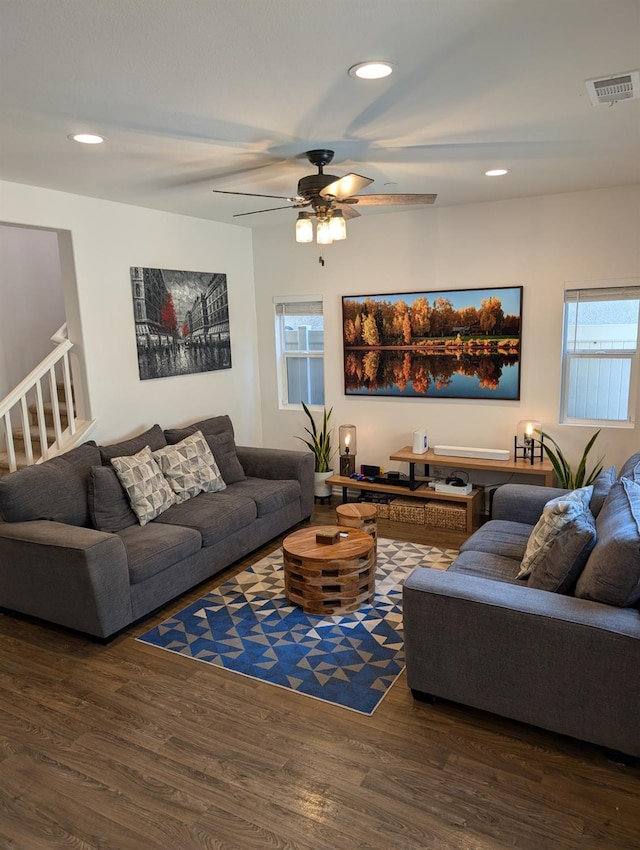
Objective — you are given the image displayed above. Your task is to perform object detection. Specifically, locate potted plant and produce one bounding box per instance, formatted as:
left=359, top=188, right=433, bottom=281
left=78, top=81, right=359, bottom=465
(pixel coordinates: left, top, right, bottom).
left=296, top=401, right=334, bottom=497
left=538, top=428, right=603, bottom=489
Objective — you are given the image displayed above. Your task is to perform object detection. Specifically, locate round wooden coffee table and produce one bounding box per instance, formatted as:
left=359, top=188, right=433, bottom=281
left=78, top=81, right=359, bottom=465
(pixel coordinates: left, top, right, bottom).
left=283, top=526, right=376, bottom=616
left=335, top=502, right=377, bottom=553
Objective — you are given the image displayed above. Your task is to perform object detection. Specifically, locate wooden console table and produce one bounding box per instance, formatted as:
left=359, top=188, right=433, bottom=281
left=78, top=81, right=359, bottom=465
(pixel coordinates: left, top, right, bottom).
left=389, top=447, right=556, bottom=488
left=325, top=473, right=482, bottom=533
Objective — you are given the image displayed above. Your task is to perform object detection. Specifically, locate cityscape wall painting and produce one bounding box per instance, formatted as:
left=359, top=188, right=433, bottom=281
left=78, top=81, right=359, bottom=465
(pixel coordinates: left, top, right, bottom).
left=130, top=267, right=231, bottom=381
left=342, top=286, right=523, bottom=400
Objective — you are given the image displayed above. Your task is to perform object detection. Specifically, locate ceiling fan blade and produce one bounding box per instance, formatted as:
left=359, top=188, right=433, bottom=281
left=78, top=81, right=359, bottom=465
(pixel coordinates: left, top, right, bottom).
left=213, top=189, right=302, bottom=202
left=337, top=204, right=361, bottom=220
left=319, top=173, right=374, bottom=201
left=233, top=203, right=310, bottom=217
left=350, top=193, right=437, bottom=206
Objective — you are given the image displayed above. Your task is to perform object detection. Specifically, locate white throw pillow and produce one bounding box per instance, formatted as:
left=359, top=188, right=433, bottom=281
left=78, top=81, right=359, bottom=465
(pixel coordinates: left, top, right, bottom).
left=517, top=485, right=594, bottom=579
left=152, top=430, right=226, bottom=503
left=111, top=445, right=176, bottom=526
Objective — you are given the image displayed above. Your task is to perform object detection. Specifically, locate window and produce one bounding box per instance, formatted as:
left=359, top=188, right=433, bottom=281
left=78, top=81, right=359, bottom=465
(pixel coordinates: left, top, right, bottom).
left=274, top=296, right=324, bottom=407
left=561, top=284, right=640, bottom=426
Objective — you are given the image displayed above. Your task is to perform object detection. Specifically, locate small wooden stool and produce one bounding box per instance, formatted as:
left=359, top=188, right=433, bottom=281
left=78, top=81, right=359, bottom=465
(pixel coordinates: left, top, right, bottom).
left=336, top=503, right=377, bottom=552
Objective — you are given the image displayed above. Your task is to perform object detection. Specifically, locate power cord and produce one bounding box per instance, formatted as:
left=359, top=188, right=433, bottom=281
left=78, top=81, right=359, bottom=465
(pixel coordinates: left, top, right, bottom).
left=445, top=469, right=470, bottom=486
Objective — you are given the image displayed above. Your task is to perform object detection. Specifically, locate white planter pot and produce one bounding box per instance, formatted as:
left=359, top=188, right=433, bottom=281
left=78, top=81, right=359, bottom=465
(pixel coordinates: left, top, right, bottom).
left=314, top=470, right=333, bottom=498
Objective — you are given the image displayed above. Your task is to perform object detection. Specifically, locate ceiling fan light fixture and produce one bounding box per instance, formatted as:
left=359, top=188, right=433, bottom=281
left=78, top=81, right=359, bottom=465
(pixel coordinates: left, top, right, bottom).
left=329, top=210, right=347, bottom=241
left=68, top=133, right=106, bottom=144
left=295, top=212, right=313, bottom=243
left=348, top=61, right=394, bottom=80
left=484, top=168, right=510, bottom=177
left=316, top=219, right=333, bottom=245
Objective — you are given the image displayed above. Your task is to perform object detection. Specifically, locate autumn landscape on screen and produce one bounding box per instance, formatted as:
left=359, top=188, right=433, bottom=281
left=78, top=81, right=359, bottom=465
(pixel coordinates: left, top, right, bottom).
left=342, top=287, right=522, bottom=400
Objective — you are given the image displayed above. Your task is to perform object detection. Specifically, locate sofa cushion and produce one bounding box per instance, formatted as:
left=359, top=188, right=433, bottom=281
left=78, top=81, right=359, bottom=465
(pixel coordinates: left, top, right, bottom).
left=111, top=446, right=176, bottom=526
left=459, top=519, right=533, bottom=561
left=99, top=424, right=167, bottom=465
left=224, top=477, right=301, bottom=517
left=517, top=485, right=593, bottom=580
left=152, top=431, right=226, bottom=503
left=619, top=451, right=640, bottom=482
left=0, top=441, right=100, bottom=526
left=589, top=465, right=616, bottom=518
left=575, top=478, right=640, bottom=607
left=448, top=550, right=522, bottom=584
left=165, top=420, right=245, bottom=484
left=526, top=509, right=597, bottom=594
left=187, top=414, right=236, bottom=438
left=116, top=522, right=202, bottom=584
left=88, top=465, right=138, bottom=532
left=154, top=490, right=257, bottom=546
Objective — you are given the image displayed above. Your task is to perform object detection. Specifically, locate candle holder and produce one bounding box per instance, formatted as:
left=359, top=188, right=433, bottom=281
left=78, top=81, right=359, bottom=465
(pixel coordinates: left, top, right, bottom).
left=514, top=419, right=544, bottom=464
left=339, top=424, right=357, bottom=476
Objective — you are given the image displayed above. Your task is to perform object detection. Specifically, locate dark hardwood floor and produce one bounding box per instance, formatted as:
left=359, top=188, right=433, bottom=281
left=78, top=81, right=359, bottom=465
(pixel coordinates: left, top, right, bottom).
left=1, top=504, right=638, bottom=849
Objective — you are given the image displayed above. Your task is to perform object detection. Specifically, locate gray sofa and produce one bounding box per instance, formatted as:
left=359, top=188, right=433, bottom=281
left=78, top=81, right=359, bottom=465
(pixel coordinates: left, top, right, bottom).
left=0, top=415, right=313, bottom=639
left=404, top=457, right=640, bottom=759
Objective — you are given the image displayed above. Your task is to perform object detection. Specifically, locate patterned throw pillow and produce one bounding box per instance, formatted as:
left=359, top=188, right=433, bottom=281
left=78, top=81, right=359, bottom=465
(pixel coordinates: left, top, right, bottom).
left=164, top=423, right=246, bottom=484
left=517, top=485, right=594, bottom=580
left=111, top=446, right=176, bottom=526
left=152, top=431, right=226, bottom=503
left=526, top=510, right=597, bottom=593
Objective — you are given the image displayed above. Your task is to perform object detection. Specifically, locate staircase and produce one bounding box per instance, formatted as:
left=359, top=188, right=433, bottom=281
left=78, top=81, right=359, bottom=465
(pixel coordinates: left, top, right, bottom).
left=0, top=324, right=97, bottom=475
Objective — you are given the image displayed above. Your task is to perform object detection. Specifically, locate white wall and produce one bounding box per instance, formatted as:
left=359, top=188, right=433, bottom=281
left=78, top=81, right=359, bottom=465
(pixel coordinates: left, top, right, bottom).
left=0, top=181, right=261, bottom=446
left=0, top=224, right=65, bottom=399
left=253, top=184, right=640, bottom=476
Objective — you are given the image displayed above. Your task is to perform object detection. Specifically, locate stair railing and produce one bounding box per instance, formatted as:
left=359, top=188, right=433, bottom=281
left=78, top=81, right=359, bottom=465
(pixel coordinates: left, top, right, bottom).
left=0, top=324, right=78, bottom=473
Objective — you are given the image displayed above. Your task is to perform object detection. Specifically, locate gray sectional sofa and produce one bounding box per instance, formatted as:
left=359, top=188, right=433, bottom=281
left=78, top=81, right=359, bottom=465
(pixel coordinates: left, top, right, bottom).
left=0, top=415, right=313, bottom=639
left=404, top=456, right=640, bottom=760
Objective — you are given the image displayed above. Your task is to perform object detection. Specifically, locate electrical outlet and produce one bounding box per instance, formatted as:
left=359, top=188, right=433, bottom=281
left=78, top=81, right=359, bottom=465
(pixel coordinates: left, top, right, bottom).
left=430, top=465, right=448, bottom=479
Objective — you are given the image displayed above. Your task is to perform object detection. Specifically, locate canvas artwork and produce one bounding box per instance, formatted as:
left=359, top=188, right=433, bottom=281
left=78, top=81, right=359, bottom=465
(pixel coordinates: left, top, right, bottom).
left=130, top=267, right=232, bottom=381
left=342, top=286, right=523, bottom=400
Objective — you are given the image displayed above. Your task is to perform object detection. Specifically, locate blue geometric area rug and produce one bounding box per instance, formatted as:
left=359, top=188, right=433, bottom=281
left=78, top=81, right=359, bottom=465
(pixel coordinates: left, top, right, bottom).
left=137, top=538, right=456, bottom=715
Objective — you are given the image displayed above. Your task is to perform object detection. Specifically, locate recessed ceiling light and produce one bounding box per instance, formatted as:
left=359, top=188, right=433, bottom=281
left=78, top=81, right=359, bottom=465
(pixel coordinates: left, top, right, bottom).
left=485, top=168, right=510, bottom=177
left=348, top=61, right=394, bottom=80
left=68, top=133, right=106, bottom=144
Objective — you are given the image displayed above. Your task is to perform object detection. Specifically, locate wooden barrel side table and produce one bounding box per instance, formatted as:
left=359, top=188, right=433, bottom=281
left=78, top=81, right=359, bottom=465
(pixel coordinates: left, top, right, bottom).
left=282, top=526, right=375, bottom=616
left=335, top=502, right=377, bottom=553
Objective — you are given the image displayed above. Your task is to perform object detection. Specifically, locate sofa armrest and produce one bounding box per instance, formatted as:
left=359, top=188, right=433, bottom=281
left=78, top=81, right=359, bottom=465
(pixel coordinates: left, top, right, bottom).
left=0, top=520, right=132, bottom=638
left=403, top=568, right=640, bottom=756
left=236, top=446, right=314, bottom=518
left=492, top=483, right=569, bottom=524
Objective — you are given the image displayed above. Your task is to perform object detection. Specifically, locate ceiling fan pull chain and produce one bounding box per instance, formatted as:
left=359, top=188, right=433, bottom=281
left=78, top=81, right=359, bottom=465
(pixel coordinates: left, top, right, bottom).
left=318, top=251, right=325, bottom=267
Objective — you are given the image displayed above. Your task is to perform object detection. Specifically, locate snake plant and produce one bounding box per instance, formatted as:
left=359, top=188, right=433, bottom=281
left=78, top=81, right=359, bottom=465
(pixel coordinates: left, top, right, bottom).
left=296, top=402, right=334, bottom=472
left=538, top=429, right=603, bottom=489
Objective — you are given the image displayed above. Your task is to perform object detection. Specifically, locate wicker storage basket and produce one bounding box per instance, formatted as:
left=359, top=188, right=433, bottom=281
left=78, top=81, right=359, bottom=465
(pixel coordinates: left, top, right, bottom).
left=374, top=502, right=392, bottom=519
left=424, top=500, right=467, bottom=531
left=389, top=498, right=426, bottom=524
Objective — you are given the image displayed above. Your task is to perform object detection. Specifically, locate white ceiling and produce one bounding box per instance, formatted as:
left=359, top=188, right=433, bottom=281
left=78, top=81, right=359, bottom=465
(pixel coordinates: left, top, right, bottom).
left=1, top=0, right=639, bottom=228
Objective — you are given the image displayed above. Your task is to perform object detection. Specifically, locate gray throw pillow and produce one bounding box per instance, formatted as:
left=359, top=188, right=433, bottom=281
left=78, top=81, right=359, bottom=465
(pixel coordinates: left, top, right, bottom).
left=88, top=465, right=138, bottom=532
left=589, top=465, right=616, bottom=519
left=152, top=431, right=226, bottom=502
left=517, top=485, right=593, bottom=579
left=527, top=509, right=597, bottom=593
left=164, top=422, right=245, bottom=484
left=575, top=478, right=640, bottom=607
left=99, top=424, right=167, bottom=465
left=111, top=446, right=176, bottom=526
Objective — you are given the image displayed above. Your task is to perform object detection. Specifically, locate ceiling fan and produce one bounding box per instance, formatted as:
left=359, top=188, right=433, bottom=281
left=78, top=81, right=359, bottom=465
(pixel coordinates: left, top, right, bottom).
left=212, top=149, right=437, bottom=249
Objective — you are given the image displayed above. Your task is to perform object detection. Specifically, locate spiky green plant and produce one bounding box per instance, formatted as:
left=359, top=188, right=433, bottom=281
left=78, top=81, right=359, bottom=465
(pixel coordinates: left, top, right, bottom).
left=296, top=402, right=334, bottom=472
left=538, top=429, right=603, bottom=489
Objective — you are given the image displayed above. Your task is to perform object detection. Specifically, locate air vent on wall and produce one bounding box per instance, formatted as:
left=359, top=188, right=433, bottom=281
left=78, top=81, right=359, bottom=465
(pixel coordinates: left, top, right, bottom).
left=586, top=70, right=640, bottom=105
